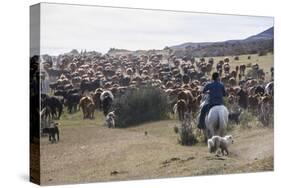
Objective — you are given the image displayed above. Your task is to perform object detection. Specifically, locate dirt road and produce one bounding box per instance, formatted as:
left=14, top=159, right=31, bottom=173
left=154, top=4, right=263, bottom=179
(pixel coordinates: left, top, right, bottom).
left=40, top=120, right=273, bottom=185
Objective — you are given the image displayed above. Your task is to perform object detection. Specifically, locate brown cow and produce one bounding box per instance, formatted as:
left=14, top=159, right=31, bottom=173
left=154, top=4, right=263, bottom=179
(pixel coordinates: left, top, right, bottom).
left=92, top=89, right=103, bottom=110
left=224, top=63, right=230, bottom=74
left=86, top=102, right=95, bottom=119
left=229, top=77, right=236, bottom=86
left=178, top=90, right=194, bottom=103
left=248, top=94, right=260, bottom=113
left=239, top=64, right=246, bottom=76
left=174, top=99, right=187, bottom=121
left=228, top=94, right=237, bottom=105
left=206, top=63, right=213, bottom=75
left=230, top=70, right=237, bottom=80
left=79, top=96, right=93, bottom=119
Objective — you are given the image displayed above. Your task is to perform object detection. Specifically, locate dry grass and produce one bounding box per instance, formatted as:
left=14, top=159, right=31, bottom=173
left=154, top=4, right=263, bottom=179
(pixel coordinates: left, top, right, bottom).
left=197, top=53, right=274, bottom=81
left=40, top=113, right=273, bottom=185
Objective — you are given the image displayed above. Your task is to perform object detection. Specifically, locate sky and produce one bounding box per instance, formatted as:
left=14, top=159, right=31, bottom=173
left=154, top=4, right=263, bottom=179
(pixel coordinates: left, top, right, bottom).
left=38, top=3, right=274, bottom=56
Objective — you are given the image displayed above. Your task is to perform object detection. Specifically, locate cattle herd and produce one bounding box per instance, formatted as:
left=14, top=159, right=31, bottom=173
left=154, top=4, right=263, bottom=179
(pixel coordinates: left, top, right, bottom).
left=38, top=50, right=274, bottom=141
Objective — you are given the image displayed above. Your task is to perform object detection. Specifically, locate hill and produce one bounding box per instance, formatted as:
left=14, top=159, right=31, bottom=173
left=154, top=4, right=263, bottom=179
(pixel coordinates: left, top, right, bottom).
left=170, top=27, right=273, bottom=57
left=246, top=27, right=273, bottom=41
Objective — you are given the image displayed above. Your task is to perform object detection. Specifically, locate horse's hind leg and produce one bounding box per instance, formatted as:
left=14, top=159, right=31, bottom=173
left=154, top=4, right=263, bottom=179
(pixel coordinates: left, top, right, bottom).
left=219, top=129, right=226, bottom=137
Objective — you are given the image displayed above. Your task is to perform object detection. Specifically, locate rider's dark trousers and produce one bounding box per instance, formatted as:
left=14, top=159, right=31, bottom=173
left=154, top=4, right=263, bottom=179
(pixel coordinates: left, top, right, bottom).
left=198, top=104, right=210, bottom=129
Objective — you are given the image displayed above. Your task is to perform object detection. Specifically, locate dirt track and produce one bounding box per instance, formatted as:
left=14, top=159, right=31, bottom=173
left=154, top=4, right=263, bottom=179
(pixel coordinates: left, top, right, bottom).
left=40, top=120, right=273, bottom=185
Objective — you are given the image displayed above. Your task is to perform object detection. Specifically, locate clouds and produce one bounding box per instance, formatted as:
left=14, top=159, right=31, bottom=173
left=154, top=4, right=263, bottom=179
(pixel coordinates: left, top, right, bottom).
left=40, top=3, right=273, bottom=55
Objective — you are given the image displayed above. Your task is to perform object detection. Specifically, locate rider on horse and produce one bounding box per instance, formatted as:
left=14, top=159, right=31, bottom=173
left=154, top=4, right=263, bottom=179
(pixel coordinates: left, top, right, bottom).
left=198, top=72, right=226, bottom=129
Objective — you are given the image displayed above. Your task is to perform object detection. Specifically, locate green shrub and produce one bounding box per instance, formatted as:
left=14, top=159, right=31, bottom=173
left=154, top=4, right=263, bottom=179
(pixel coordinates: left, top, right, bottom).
left=174, top=116, right=198, bottom=146
left=240, top=111, right=256, bottom=128
left=258, top=51, right=267, bottom=56
left=177, top=125, right=198, bottom=146
left=234, top=56, right=239, bottom=60
left=112, top=87, right=170, bottom=128
left=258, top=104, right=274, bottom=127
left=173, top=126, right=179, bottom=134
left=246, top=68, right=258, bottom=79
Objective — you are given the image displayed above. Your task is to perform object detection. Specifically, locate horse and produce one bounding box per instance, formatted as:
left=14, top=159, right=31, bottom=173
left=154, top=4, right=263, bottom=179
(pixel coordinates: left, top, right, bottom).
left=199, top=96, right=229, bottom=140
left=205, top=105, right=229, bottom=139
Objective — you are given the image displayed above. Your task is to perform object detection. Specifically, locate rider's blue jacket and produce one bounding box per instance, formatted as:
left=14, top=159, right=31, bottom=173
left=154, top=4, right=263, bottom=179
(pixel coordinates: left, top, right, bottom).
left=203, top=80, right=226, bottom=105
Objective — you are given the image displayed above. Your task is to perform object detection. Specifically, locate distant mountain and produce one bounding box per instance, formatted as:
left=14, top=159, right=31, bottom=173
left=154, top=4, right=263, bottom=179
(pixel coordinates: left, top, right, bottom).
left=245, top=27, right=273, bottom=41
left=170, top=27, right=274, bottom=57
left=170, top=42, right=213, bottom=49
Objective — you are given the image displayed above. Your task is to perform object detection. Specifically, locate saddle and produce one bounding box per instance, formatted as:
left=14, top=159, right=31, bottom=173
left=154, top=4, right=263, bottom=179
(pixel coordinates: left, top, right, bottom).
left=206, top=104, right=222, bottom=115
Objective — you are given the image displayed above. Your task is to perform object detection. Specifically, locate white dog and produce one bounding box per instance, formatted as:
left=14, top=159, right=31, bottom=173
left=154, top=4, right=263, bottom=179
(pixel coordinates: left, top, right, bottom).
left=208, top=135, right=234, bottom=156
left=106, top=111, right=116, bottom=128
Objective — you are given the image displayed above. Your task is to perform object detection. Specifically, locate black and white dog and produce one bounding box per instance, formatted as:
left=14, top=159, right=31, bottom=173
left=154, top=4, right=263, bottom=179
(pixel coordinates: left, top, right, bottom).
left=42, top=122, right=60, bottom=143
left=208, top=135, right=234, bottom=156
left=106, top=111, right=116, bottom=128
left=228, top=109, right=242, bottom=124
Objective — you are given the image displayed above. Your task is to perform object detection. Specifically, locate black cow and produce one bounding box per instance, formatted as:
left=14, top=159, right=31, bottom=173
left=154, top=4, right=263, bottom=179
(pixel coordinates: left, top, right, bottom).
left=41, top=94, right=63, bottom=119
left=54, top=90, right=67, bottom=97
left=237, top=89, right=248, bottom=109
left=255, top=85, right=265, bottom=95
left=100, top=90, right=114, bottom=116
left=102, top=96, right=113, bottom=116
left=65, top=93, right=81, bottom=113
left=80, top=79, right=101, bottom=93
left=182, top=74, right=190, bottom=84
left=119, top=76, right=131, bottom=86
left=67, top=88, right=79, bottom=95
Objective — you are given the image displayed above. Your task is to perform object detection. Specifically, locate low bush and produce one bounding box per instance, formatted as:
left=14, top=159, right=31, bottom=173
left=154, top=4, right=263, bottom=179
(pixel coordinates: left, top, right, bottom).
left=112, top=86, right=170, bottom=128
left=174, top=116, right=198, bottom=146
left=258, top=104, right=274, bottom=127
left=177, top=125, right=198, bottom=146
left=240, top=110, right=256, bottom=128
left=246, top=68, right=258, bottom=79
left=234, top=56, right=239, bottom=60
left=258, top=51, right=267, bottom=56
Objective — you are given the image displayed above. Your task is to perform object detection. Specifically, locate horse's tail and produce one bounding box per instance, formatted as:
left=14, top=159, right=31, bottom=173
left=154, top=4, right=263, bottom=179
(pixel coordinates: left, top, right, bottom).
left=216, top=113, right=220, bottom=132
left=218, top=106, right=228, bottom=136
